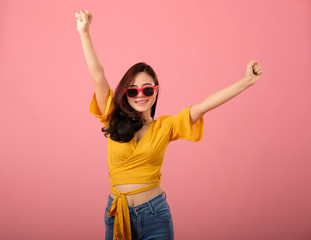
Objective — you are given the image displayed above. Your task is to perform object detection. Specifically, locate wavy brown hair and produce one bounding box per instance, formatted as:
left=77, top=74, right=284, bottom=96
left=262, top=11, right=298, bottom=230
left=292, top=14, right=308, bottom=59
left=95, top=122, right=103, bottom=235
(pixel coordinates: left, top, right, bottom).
left=102, top=62, right=159, bottom=142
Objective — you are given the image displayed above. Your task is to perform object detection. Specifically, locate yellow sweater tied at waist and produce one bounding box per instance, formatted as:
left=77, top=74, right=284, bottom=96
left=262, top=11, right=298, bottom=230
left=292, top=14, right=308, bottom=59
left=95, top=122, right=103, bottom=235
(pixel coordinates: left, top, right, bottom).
left=107, top=181, right=161, bottom=240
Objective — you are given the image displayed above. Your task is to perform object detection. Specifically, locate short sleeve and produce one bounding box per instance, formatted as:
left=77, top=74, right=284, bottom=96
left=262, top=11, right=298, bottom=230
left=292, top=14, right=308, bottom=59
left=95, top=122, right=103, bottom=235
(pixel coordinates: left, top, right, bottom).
left=89, top=88, right=115, bottom=128
left=169, top=106, right=204, bottom=142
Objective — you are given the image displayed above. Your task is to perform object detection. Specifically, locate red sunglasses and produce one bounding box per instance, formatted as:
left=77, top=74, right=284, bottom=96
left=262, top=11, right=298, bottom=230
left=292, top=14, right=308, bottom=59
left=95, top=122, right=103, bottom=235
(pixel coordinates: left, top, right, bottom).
left=126, top=86, right=157, bottom=98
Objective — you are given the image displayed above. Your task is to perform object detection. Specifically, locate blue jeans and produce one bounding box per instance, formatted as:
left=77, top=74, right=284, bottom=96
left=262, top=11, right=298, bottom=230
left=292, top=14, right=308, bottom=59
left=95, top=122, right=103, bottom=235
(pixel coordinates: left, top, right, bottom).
left=105, top=192, right=174, bottom=240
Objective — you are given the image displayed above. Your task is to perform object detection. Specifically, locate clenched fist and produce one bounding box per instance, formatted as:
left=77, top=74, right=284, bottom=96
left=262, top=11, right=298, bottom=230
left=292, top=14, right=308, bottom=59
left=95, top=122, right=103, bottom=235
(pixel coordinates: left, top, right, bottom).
left=242, top=60, right=263, bottom=86
left=75, top=9, right=93, bottom=34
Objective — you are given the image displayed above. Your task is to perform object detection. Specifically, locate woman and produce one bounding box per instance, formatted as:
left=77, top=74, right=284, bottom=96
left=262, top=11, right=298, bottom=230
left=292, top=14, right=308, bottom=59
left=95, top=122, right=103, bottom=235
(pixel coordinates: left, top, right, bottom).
left=76, top=9, right=263, bottom=240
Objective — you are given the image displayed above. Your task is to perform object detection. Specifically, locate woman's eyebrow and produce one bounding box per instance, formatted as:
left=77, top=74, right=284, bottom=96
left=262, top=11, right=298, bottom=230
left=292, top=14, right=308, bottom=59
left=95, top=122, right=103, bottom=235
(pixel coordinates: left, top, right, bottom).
left=129, top=83, right=153, bottom=87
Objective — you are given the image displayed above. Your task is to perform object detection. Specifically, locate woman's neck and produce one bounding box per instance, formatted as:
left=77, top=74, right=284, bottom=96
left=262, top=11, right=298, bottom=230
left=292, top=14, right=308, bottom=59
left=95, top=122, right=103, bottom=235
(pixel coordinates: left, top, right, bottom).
left=142, top=110, right=153, bottom=124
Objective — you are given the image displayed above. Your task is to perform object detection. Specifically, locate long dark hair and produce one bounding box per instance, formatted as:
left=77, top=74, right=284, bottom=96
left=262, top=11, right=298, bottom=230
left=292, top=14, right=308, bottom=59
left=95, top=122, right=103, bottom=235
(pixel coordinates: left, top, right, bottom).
left=102, top=62, right=159, bottom=142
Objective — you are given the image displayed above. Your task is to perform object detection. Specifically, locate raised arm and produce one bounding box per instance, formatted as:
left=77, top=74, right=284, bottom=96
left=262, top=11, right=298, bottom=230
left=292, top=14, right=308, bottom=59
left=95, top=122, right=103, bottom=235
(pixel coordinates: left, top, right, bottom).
left=189, top=60, right=263, bottom=125
left=76, top=9, right=110, bottom=115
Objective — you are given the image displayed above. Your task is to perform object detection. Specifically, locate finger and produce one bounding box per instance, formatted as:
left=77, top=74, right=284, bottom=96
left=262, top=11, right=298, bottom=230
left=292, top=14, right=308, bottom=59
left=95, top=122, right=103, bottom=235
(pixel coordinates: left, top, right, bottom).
left=254, top=68, right=263, bottom=75
left=82, top=9, right=88, bottom=17
left=253, top=65, right=261, bottom=70
left=252, top=65, right=261, bottom=74
left=80, top=10, right=86, bottom=19
left=248, top=60, right=258, bottom=68
left=81, top=9, right=90, bottom=20
left=75, top=13, right=82, bottom=22
left=85, top=9, right=92, bottom=19
left=84, top=10, right=91, bottom=21
left=75, top=12, right=82, bottom=19
left=253, top=68, right=261, bottom=73
left=86, top=10, right=93, bottom=21
left=75, top=14, right=82, bottom=22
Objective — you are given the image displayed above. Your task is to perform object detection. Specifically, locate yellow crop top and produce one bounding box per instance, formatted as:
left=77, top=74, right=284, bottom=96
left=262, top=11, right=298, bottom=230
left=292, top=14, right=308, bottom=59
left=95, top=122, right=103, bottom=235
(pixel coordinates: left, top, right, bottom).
left=89, top=88, right=204, bottom=240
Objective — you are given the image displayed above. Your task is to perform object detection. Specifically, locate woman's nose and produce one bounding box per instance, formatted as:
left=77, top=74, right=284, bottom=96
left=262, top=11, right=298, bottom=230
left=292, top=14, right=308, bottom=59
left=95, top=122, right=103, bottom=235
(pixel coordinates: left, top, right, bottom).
left=137, top=90, right=144, bottom=97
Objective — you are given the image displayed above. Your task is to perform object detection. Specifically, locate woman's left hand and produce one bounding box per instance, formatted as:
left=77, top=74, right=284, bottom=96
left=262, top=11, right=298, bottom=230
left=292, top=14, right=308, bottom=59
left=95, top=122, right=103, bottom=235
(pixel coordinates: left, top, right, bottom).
left=242, top=60, right=263, bottom=86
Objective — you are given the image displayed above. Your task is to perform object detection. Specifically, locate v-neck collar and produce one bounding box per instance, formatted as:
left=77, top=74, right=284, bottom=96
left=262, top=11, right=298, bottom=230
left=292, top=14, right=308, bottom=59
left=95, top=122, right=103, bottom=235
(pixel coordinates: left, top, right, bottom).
left=133, top=119, right=155, bottom=146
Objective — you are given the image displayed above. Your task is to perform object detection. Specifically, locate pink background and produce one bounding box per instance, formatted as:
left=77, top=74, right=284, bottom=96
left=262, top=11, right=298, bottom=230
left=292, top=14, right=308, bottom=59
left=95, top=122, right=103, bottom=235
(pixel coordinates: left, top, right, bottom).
left=1, top=0, right=311, bottom=239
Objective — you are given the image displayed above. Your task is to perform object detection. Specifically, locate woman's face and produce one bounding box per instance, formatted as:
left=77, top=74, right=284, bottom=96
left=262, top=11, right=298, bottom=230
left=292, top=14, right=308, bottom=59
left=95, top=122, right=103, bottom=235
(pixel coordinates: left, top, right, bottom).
left=126, top=71, right=158, bottom=117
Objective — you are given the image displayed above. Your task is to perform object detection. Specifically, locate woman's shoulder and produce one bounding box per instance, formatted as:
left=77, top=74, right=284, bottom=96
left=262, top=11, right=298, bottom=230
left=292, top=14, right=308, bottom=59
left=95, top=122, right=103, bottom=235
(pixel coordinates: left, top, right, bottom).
left=153, top=112, right=177, bottom=126
left=155, top=112, right=174, bottom=121
left=155, top=107, right=190, bottom=121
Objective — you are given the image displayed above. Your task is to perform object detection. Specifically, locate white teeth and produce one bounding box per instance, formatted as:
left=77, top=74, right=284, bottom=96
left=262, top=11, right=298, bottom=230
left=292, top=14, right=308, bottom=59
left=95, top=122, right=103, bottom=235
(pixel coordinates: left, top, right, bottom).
left=136, top=100, right=148, bottom=103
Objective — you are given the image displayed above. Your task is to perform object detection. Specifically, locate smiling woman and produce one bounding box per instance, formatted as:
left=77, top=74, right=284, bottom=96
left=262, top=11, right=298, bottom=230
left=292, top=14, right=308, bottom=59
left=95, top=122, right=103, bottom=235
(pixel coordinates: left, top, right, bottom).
left=76, top=8, right=262, bottom=240
left=102, top=63, right=159, bottom=143
left=126, top=72, right=158, bottom=118
left=89, top=61, right=202, bottom=240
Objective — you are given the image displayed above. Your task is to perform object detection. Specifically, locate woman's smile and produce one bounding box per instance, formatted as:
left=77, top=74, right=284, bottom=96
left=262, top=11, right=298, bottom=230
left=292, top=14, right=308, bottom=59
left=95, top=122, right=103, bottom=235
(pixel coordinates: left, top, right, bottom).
left=135, top=99, right=149, bottom=105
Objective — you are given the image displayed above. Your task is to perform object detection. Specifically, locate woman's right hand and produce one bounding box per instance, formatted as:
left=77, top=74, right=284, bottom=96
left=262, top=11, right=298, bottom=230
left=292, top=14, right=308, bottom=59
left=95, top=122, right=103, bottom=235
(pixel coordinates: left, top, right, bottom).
left=75, top=10, right=93, bottom=34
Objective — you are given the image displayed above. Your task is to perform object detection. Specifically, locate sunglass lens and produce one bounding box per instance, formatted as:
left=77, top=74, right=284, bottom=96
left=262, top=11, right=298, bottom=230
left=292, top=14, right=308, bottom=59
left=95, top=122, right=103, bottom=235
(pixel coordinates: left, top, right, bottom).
left=143, top=87, right=154, bottom=96
left=127, top=89, right=138, bottom=98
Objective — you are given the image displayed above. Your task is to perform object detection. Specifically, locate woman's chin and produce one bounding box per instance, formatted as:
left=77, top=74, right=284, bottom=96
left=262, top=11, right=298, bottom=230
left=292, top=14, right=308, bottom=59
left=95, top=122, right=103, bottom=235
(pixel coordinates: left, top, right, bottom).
left=133, top=105, right=150, bottom=113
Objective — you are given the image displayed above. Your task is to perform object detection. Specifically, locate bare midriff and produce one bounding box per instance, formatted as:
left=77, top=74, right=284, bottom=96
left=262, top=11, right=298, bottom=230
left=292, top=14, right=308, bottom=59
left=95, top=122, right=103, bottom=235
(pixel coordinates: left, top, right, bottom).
left=110, top=183, right=163, bottom=207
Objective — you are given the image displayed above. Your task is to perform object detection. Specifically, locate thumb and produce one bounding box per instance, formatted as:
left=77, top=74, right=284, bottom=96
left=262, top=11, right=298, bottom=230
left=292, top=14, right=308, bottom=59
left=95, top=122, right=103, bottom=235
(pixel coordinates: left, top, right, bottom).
left=247, top=60, right=259, bottom=70
left=85, top=9, right=93, bottom=22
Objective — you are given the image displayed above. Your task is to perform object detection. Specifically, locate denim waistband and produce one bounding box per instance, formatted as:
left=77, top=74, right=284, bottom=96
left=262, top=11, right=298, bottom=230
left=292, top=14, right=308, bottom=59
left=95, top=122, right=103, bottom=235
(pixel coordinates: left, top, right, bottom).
left=107, top=191, right=166, bottom=211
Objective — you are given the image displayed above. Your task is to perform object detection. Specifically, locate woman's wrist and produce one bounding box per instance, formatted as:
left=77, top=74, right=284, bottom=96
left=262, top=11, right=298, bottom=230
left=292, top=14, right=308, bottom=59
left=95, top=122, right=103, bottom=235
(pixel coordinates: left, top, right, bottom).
left=239, top=77, right=254, bottom=90
left=79, top=30, right=90, bottom=37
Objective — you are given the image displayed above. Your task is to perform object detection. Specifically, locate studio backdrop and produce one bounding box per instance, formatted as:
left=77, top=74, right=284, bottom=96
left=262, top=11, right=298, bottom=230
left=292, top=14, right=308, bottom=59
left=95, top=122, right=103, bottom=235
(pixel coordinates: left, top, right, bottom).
left=1, top=0, right=311, bottom=239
